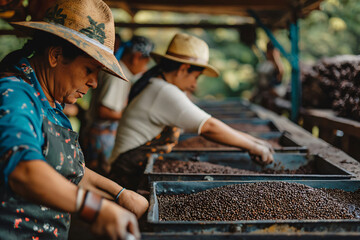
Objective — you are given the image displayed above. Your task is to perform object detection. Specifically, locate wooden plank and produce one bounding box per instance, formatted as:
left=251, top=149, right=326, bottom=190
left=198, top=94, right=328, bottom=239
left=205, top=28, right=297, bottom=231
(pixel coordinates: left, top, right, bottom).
left=252, top=104, right=360, bottom=178
left=107, top=0, right=292, bottom=9
left=302, top=109, right=360, bottom=138
left=114, top=22, right=255, bottom=29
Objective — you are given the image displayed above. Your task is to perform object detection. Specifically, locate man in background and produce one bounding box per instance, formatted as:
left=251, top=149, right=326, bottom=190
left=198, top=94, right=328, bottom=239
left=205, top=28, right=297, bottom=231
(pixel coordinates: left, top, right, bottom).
left=82, top=35, right=154, bottom=175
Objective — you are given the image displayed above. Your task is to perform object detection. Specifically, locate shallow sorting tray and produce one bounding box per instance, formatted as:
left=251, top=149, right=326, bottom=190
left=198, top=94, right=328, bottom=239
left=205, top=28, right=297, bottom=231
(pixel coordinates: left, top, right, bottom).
left=200, top=105, right=251, bottom=113
left=195, top=99, right=251, bottom=109
left=222, top=118, right=280, bottom=133
left=141, top=232, right=360, bottom=240
left=144, top=152, right=354, bottom=181
left=210, top=111, right=258, bottom=119
left=147, top=180, right=360, bottom=234
left=174, top=131, right=306, bottom=152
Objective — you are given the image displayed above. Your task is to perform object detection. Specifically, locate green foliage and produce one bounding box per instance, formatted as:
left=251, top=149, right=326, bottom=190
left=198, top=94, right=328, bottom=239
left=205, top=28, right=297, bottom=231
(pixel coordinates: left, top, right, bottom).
left=1, top=0, right=360, bottom=101
left=0, top=19, right=26, bottom=60
left=298, top=0, right=360, bottom=60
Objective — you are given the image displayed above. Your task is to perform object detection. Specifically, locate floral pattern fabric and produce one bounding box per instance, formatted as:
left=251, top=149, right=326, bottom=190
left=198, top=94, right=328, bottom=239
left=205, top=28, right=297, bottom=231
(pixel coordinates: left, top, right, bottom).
left=0, top=58, right=85, bottom=239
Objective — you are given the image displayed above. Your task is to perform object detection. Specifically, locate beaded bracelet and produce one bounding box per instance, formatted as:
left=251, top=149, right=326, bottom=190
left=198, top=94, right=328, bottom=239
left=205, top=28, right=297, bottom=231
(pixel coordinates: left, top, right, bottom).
left=79, top=191, right=103, bottom=223
left=115, top=188, right=126, bottom=203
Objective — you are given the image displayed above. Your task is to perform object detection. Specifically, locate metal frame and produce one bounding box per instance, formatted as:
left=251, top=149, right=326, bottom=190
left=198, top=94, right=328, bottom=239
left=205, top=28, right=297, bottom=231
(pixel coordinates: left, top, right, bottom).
left=248, top=9, right=301, bottom=122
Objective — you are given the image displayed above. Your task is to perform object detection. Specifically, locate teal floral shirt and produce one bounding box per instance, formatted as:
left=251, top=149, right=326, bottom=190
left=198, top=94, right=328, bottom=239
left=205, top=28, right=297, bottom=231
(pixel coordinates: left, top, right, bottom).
left=0, top=58, right=85, bottom=239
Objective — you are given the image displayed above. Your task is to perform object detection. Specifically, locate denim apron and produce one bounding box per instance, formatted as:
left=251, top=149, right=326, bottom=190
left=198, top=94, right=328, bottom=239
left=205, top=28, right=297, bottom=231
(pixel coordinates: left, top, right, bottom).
left=83, top=120, right=118, bottom=175
left=0, top=117, right=85, bottom=240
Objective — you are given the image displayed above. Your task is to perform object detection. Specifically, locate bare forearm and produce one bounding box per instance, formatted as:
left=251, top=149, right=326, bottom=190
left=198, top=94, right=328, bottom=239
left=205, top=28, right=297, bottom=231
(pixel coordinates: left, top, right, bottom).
left=200, top=117, right=255, bottom=150
left=80, top=167, right=149, bottom=218
left=79, top=167, right=121, bottom=200
left=98, top=105, right=122, bottom=121
left=9, top=160, right=78, bottom=213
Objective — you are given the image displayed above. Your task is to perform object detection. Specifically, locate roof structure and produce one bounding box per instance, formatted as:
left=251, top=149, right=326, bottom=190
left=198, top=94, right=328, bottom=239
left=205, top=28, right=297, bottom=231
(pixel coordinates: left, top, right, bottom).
left=0, top=0, right=324, bottom=30
left=104, top=0, right=324, bottom=28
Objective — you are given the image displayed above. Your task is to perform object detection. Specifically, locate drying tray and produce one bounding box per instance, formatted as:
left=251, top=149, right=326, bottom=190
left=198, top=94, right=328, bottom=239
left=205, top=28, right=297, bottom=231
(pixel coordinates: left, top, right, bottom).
left=147, top=180, right=360, bottom=234
left=144, top=152, right=354, bottom=181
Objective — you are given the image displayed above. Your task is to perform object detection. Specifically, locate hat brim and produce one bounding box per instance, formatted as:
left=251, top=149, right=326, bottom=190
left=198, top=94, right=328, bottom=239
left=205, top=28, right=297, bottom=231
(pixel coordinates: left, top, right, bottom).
left=150, top=52, right=219, bottom=77
left=11, top=21, right=128, bottom=82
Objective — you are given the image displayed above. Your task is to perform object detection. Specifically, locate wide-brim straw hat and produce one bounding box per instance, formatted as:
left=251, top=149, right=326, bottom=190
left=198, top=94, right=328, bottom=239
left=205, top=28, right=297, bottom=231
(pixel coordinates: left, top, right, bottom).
left=10, top=0, right=127, bottom=81
left=151, top=33, right=219, bottom=77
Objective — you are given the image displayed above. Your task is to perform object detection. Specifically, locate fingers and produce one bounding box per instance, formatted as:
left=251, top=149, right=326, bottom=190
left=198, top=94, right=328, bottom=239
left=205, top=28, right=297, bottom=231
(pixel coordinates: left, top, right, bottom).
left=92, top=200, right=140, bottom=240
left=117, top=209, right=140, bottom=240
left=127, top=215, right=140, bottom=240
left=263, top=152, right=274, bottom=164
left=250, top=143, right=274, bottom=165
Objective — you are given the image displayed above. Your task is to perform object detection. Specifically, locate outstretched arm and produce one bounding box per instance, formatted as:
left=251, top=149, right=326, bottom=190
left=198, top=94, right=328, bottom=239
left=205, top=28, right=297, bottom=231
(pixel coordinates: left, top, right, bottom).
left=200, top=117, right=274, bottom=164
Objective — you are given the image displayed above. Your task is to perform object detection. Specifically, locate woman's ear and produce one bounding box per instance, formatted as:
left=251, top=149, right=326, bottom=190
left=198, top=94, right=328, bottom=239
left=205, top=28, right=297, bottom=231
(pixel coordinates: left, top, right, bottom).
left=48, top=46, right=63, bottom=68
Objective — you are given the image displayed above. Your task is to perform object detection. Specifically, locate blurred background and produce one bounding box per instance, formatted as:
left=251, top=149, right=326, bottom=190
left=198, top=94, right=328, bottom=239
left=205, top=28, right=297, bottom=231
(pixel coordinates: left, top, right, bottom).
left=0, top=0, right=357, bottom=100
left=0, top=0, right=359, bottom=130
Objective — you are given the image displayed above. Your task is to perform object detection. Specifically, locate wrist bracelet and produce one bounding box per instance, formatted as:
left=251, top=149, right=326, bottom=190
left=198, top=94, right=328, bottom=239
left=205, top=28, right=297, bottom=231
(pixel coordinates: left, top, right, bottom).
left=79, top=191, right=103, bottom=223
left=115, top=188, right=126, bottom=203
left=75, top=187, right=85, bottom=212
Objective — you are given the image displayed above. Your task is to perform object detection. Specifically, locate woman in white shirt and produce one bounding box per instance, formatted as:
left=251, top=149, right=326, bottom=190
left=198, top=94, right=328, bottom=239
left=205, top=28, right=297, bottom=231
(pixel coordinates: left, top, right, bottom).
left=109, top=33, right=274, bottom=190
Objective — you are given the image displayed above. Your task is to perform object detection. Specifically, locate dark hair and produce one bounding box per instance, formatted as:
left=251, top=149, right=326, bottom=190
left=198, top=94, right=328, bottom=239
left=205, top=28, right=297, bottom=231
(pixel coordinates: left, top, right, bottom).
left=128, top=58, right=204, bottom=102
left=0, top=31, right=86, bottom=79
left=122, top=35, right=154, bottom=58
left=267, top=41, right=275, bottom=51
left=158, top=58, right=204, bottom=73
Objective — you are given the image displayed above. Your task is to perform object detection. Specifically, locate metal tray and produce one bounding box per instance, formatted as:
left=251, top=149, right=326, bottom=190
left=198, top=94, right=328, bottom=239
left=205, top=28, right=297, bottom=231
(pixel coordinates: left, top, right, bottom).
left=144, top=152, right=354, bottom=181
left=211, top=111, right=258, bottom=119
left=147, top=180, right=360, bottom=233
left=222, top=118, right=280, bottom=132
left=200, top=105, right=251, bottom=113
left=141, top=232, right=360, bottom=240
left=195, top=99, right=251, bottom=109
left=174, top=132, right=306, bottom=152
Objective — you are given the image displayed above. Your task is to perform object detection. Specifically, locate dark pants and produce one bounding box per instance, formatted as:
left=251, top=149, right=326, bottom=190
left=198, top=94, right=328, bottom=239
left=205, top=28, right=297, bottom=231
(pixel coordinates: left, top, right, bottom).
left=109, top=126, right=181, bottom=190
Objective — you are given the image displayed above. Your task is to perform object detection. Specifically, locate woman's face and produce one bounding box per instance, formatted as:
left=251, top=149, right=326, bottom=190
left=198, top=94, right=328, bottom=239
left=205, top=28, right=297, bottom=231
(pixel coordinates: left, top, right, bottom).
left=174, top=64, right=202, bottom=93
left=53, top=55, right=102, bottom=104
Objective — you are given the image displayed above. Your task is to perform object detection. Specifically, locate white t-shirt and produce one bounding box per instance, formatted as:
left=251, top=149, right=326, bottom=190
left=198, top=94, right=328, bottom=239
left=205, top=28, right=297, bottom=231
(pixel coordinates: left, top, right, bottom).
left=86, top=61, right=134, bottom=126
left=109, top=77, right=211, bottom=162
left=99, top=61, right=134, bottom=112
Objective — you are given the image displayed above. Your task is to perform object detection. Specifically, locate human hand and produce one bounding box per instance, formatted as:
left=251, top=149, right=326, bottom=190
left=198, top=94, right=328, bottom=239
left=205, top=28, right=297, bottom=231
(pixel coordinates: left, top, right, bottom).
left=253, top=138, right=274, bottom=153
left=249, top=143, right=274, bottom=165
left=91, top=199, right=140, bottom=240
left=118, top=188, right=149, bottom=219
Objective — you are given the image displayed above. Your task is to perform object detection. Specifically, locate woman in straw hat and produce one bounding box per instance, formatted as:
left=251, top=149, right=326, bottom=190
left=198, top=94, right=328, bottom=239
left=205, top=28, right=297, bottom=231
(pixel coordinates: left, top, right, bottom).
left=0, top=0, right=147, bottom=239
left=109, top=33, right=274, bottom=190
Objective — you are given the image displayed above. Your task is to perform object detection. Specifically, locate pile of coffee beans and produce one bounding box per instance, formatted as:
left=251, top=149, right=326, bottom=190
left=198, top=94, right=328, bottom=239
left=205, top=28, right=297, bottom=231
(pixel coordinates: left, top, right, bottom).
left=261, top=160, right=317, bottom=174
left=153, top=159, right=257, bottom=174
left=175, top=136, right=238, bottom=149
left=158, top=182, right=360, bottom=221
left=153, top=159, right=317, bottom=174
left=175, top=136, right=281, bottom=149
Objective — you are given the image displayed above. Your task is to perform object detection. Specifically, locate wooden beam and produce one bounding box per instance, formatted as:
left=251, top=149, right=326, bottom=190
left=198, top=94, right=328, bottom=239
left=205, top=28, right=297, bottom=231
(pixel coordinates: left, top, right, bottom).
left=0, top=29, right=26, bottom=37
left=114, top=22, right=254, bottom=29
left=124, top=5, right=250, bottom=16
left=107, top=0, right=292, bottom=10
left=104, top=0, right=135, bottom=17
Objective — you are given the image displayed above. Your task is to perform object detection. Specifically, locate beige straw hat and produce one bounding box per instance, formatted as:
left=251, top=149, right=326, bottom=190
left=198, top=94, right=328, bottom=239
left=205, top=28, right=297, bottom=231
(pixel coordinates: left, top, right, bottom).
left=10, top=0, right=127, bottom=81
left=151, top=33, right=219, bottom=77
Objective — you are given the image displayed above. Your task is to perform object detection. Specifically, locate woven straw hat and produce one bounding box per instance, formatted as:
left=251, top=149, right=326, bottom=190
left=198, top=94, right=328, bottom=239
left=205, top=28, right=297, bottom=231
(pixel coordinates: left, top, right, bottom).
left=151, top=33, right=219, bottom=77
left=11, top=0, right=127, bottom=81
